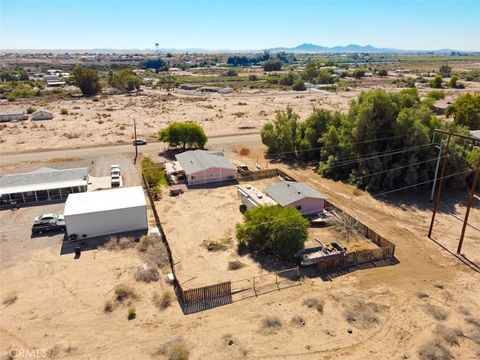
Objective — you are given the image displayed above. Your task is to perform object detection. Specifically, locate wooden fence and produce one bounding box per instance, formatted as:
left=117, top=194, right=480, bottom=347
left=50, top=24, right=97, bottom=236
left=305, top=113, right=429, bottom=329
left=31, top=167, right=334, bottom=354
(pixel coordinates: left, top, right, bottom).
left=238, top=168, right=296, bottom=182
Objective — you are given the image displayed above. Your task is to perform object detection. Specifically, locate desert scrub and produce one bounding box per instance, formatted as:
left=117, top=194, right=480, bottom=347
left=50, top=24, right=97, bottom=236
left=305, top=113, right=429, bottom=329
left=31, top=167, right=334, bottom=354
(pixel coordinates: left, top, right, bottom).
left=228, top=260, right=245, bottom=270
left=423, top=303, right=448, bottom=321
left=261, top=316, right=282, bottom=334
left=127, top=306, right=136, bottom=320
left=60, top=108, right=69, bottom=115
left=26, top=106, right=36, bottom=114
left=2, top=292, right=18, bottom=306
left=135, top=266, right=159, bottom=283
left=157, top=338, right=189, bottom=360
left=114, top=284, right=137, bottom=303
left=104, top=300, right=114, bottom=313
left=303, top=297, right=324, bottom=313
left=152, top=291, right=173, bottom=310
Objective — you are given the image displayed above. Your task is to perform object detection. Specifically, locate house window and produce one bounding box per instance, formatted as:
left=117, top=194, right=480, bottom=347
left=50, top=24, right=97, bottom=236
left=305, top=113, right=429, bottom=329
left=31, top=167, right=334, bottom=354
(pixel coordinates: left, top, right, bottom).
left=210, top=172, right=219, bottom=177
left=191, top=175, right=196, bottom=180
left=296, top=206, right=302, bottom=211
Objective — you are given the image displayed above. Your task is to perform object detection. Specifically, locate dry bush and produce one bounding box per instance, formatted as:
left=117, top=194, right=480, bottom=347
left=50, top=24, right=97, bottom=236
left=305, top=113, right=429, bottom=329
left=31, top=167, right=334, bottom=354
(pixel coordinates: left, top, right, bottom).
left=458, top=305, right=471, bottom=316
left=418, top=340, right=452, bottom=360
left=415, top=289, right=430, bottom=299
left=2, top=292, right=18, bottom=306
left=135, top=266, right=159, bottom=283
left=238, top=147, right=250, bottom=156
left=466, top=316, right=480, bottom=329
left=104, top=300, right=114, bottom=313
left=104, top=236, right=136, bottom=250
left=153, top=291, right=173, bottom=310
left=331, top=215, right=359, bottom=242
left=434, top=281, right=445, bottom=289
left=202, top=238, right=231, bottom=252
left=114, top=284, right=137, bottom=303
left=303, top=298, right=324, bottom=313
left=137, top=235, right=155, bottom=252
left=423, top=303, right=448, bottom=321
left=156, top=338, right=189, bottom=360
left=291, top=316, right=306, bottom=327
left=434, top=324, right=464, bottom=346
left=228, top=260, right=245, bottom=271
left=261, top=316, right=282, bottom=334
left=343, top=301, right=388, bottom=329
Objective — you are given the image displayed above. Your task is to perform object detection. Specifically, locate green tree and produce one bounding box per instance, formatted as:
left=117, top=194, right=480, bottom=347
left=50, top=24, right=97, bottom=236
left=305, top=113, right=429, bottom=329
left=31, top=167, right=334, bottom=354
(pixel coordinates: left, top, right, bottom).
left=141, top=57, right=169, bottom=71
left=302, top=61, right=318, bottom=82
left=263, top=59, right=282, bottom=72
left=158, top=121, right=207, bottom=149
left=279, top=72, right=296, bottom=86
left=158, top=73, right=176, bottom=94
left=377, top=69, right=388, bottom=77
left=261, top=106, right=300, bottom=154
left=315, top=70, right=333, bottom=84
left=430, top=75, right=443, bottom=88
left=72, top=65, right=101, bottom=97
left=445, top=93, right=480, bottom=129
left=235, top=205, right=309, bottom=258
left=108, top=69, right=141, bottom=93
left=224, top=68, right=238, bottom=76
left=439, top=64, right=452, bottom=77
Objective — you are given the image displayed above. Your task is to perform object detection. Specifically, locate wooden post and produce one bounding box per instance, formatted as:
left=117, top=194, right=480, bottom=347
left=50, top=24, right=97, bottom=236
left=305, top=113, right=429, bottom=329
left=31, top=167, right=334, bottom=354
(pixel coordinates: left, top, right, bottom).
left=457, top=157, right=480, bottom=254
left=253, top=276, right=257, bottom=297
left=133, top=118, right=138, bottom=164
left=275, top=272, right=280, bottom=291
left=428, top=131, right=452, bottom=238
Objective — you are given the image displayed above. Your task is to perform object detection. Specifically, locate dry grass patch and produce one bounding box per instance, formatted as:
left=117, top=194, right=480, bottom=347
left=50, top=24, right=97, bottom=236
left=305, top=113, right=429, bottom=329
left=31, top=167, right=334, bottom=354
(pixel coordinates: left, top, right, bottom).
left=434, top=324, right=464, bottom=346
left=303, top=297, right=324, bottom=313
left=114, top=284, right=137, bottom=303
left=423, top=303, right=448, bottom=321
left=418, top=340, right=452, bottom=360
left=156, top=338, right=189, bottom=360
left=137, top=235, right=169, bottom=269
left=434, top=281, right=446, bottom=289
left=415, top=289, right=430, bottom=299
left=261, top=316, right=282, bottom=335
left=343, top=301, right=388, bottom=329
left=104, top=236, right=136, bottom=250
left=465, top=316, right=480, bottom=329
left=228, top=260, right=245, bottom=271
left=104, top=300, right=114, bottom=313
left=2, top=292, right=18, bottom=306
left=135, top=266, right=159, bottom=283
left=153, top=291, right=173, bottom=310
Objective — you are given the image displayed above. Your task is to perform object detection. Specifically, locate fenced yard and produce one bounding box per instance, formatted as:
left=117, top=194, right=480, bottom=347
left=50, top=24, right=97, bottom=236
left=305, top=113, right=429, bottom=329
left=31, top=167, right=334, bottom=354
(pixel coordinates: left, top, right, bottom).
left=143, top=169, right=397, bottom=314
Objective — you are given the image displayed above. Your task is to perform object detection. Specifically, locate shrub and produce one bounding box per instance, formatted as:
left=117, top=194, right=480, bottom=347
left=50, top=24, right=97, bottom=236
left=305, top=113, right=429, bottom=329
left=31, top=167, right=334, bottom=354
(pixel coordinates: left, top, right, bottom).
left=261, top=316, right=282, bottom=334
left=127, top=306, right=136, bottom=320
left=153, top=291, right=173, bottom=310
left=72, top=65, right=102, bottom=96
left=263, top=59, right=282, bottom=72
left=427, top=90, right=445, bottom=100
left=352, top=69, right=366, bottom=79
left=415, top=289, right=430, bottom=299
left=435, top=324, right=464, bottom=346
left=303, top=298, right=324, bottom=313
left=223, top=68, right=238, bottom=77
left=157, top=338, right=189, bottom=360
left=104, top=300, right=113, bottom=313
left=291, top=316, right=306, bottom=327
left=248, top=74, right=259, bottom=81
left=142, top=156, right=168, bottom=190
left=60, top=108, right=68, bottom=115
left=228, top=260, right=245, bottom=270
left=26, top=106, right=36, bottom=114
left=423, top=303, right=448, bottom=321
left=418, top=340, right=452, bottom=360
left=135, top=266, right=159, bottom=283
left=114, top=285, right=137, bottom=303
left=292, top=79, right=306, bottom=91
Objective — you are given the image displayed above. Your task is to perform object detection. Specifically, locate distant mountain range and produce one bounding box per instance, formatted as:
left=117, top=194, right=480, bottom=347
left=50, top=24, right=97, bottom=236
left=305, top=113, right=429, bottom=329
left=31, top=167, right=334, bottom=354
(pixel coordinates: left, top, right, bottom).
left=268, top=43, right=467, bottom=54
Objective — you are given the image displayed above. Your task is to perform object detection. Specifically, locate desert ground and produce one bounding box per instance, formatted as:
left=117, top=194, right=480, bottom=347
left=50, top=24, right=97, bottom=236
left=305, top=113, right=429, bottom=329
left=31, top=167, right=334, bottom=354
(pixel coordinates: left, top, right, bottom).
left=1, top=75, right=480, bottom=154
left=1, top=138, right=479, bottom=359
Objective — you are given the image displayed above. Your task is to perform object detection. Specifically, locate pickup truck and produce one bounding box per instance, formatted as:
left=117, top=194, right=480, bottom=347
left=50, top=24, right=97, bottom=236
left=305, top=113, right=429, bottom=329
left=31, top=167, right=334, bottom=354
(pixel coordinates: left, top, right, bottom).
left=32, top=217, right=66, bottom=235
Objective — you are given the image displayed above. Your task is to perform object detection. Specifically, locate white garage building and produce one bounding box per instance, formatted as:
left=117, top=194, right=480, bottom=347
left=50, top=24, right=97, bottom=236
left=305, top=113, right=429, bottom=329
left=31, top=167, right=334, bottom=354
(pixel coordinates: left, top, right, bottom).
left=64, top=186, right=148, bottom=239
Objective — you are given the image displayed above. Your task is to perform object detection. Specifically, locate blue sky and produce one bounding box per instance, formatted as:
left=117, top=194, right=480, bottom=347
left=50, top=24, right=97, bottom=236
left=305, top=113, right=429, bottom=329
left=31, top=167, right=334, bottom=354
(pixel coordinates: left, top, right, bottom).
left=1, top=0, right=479, bottom=50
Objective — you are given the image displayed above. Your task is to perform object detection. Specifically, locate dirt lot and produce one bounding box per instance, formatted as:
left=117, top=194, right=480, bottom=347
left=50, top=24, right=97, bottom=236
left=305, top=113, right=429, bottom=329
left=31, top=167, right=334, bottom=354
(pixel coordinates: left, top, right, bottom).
left=1, top=76, right=479, bottom=154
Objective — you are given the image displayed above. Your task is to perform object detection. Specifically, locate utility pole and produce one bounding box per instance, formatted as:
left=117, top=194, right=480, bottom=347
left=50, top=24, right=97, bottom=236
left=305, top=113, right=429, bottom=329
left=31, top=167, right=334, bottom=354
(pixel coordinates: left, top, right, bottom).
left=457, top=157, right=480, bottom=254
left=430, top=138, right=444, bottom=202
left=428, top=131, right=452, bottom=238
left=133, top=118, right=138, bottom=164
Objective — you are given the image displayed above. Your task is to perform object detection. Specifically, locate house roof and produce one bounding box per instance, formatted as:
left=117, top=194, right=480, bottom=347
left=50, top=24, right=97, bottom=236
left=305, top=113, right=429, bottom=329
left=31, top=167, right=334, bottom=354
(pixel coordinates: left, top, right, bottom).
left=64, top=186, right=146, bottom=216
left=265, top=181, right=327, bottom=207
left=470, top=130, right=480, bottom=139
left=0, top=167, right=88, bottom=196
left=175, top=150, right=235, bottom=175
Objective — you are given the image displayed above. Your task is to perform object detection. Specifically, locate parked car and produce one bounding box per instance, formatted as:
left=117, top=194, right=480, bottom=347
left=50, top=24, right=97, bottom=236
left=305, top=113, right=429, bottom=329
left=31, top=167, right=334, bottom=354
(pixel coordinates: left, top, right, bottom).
left=32, top=218, right=65, bottom=235
left=110, top=164, right=121, bottom=173
left=132, top=139, right=147, bottom=146
left=34, top=213, right=64, bottom=223
left=111, top=178, right=121, bottom=188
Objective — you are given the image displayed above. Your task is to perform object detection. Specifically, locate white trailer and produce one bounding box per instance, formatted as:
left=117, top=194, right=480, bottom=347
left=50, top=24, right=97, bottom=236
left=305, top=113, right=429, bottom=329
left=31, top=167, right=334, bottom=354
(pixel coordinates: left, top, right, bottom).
left=64, top=186, right=148, bottom=239
left=237, top=184, right=277, bottom=211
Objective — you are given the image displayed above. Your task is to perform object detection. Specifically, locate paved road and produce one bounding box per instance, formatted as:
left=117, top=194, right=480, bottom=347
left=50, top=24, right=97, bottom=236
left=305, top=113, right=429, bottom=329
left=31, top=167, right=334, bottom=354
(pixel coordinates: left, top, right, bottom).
left=0, top=133, right=262, bottom=166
